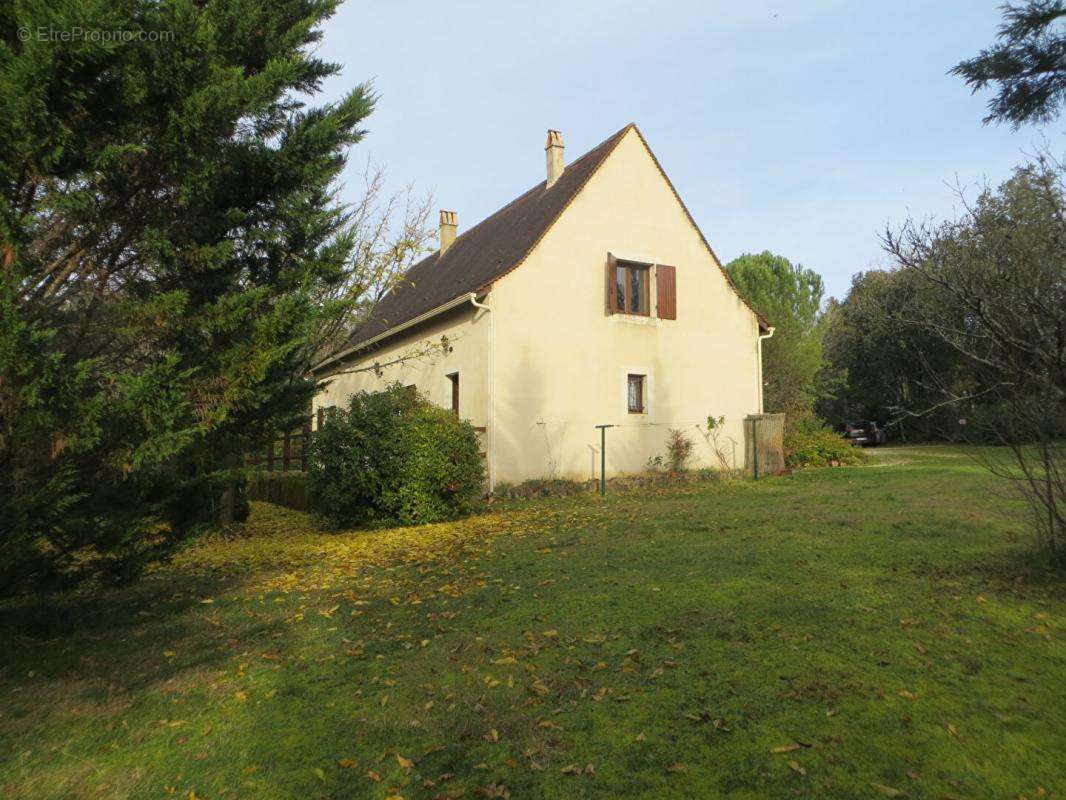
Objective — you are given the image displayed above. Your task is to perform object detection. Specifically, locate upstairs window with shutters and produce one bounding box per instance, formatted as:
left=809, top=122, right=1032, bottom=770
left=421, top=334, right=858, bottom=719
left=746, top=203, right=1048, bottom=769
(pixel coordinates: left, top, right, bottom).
left=606, top=254, right=676, bottom=320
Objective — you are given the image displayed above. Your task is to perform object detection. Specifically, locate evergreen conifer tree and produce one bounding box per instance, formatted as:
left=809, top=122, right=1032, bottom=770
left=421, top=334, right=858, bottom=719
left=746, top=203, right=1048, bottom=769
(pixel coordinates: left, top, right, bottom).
left=0, top=0, right=372, bottom=591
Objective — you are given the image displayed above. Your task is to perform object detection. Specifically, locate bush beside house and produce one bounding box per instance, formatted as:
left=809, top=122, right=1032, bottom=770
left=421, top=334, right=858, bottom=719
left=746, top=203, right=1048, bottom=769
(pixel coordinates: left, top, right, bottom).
left=307, top=384, right=484, bottom=528
left=785, top=418, right=867, bottom=468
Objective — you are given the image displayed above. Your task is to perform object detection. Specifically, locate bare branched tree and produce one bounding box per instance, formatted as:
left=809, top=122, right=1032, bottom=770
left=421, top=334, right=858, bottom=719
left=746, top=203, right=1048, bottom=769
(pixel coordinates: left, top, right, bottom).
left=881, top=153, right=1065, bottom=563
left=305, top=162, right=464, bottom=387
left=312, top=161, right=436, bottom=355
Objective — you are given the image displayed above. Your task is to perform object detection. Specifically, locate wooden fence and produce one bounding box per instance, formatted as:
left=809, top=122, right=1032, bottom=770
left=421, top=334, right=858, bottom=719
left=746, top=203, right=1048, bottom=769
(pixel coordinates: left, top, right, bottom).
left=248, top=422, right=312, bottom=472
left=248, top=421, right=487, bottom=473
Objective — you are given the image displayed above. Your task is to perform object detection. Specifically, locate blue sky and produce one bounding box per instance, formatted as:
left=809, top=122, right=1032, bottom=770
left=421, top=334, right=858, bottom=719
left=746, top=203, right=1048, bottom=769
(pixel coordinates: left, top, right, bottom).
left=317, top=0, right=1060, bottom=300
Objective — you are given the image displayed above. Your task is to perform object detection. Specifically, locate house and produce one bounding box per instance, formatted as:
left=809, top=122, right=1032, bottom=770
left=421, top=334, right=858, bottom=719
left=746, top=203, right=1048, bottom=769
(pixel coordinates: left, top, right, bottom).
left=312, top=124, right=773, bottom=488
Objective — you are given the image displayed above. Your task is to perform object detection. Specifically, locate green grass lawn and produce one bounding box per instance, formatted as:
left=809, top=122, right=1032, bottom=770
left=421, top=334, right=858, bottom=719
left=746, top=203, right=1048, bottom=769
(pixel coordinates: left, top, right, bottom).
left=1, top=446, right=1063, bottom=799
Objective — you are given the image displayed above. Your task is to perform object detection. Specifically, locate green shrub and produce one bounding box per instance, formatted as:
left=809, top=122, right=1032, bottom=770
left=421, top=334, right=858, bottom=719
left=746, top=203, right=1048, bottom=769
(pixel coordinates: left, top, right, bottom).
left=785, top=420, right=867, bottom=468
left=307, top=384, right=485, bottom=528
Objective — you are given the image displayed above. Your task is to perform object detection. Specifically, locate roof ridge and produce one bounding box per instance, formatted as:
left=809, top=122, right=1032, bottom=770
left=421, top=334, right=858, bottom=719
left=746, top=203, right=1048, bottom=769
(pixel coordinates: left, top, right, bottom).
left=472, top=123, right=634, bottom=291
left=422, top=123, right=635, bottom=270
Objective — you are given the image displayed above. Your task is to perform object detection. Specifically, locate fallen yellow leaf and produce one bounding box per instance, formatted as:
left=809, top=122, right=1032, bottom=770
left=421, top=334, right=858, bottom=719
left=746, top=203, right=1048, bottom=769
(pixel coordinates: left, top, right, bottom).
left=870, top=782, right=907, bottom=798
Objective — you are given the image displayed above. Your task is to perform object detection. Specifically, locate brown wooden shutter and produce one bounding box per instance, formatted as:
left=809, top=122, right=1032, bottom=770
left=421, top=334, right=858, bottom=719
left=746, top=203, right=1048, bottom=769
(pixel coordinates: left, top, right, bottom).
left=606, top=253, right=618, bottom=314
left=656, top=265, right=676, bottom=319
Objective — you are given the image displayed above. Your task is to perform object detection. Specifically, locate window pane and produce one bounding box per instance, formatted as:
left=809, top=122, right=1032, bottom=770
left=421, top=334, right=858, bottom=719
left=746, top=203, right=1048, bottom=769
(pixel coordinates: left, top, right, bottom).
left=628, top=374, right=643, bottom=412
left=631, top=267, right=647, bottom=313
left=615, top=266, right=626, bottom=310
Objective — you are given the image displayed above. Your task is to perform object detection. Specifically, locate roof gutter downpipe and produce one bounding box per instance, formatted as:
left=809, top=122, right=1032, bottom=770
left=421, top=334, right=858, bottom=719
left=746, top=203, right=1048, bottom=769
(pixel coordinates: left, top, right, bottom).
left=469, top=293, right=495, bottom=491
left=757, top=326, right=775, bottom=414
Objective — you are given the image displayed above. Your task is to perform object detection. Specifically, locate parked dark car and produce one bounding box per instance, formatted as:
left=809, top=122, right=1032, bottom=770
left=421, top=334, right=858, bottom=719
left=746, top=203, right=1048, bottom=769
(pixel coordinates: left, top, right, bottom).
left=841, top=420, right=886, bottom=446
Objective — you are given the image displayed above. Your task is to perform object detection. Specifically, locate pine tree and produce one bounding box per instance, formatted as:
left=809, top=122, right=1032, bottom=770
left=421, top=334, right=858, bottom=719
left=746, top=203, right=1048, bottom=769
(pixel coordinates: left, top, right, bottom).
left=952, top=1, right=1066, bottom=127
left=0, top=0, right=372, bottom=591
left=725, top=252, right=826, bottom=421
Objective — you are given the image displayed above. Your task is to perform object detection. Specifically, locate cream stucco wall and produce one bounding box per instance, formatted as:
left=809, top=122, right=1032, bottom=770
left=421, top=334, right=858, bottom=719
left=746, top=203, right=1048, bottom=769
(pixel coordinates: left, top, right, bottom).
left=313, top=305, right=490, bottom=456
left=488, top=128, right=760, bottom=483
left=313, top=127, right=762, bottom=487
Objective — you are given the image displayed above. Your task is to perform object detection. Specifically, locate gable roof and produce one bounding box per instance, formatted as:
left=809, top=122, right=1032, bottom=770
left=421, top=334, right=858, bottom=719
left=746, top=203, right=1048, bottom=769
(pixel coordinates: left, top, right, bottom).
left=324, top=123, right=767, bottom=366
left=624, top=125, right=769, bottom=334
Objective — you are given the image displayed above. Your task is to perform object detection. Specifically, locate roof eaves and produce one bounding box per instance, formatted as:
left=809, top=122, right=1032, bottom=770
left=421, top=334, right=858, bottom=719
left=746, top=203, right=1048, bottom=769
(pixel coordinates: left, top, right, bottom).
left=313, top=290, right=483, bottom=373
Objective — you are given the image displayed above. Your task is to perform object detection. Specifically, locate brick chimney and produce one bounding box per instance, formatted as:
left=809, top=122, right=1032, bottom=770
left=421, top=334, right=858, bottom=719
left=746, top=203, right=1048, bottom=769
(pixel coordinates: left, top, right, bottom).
left=439, top=210, right=457, bottom=254
left=545, top=130, right=564, bottom=187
